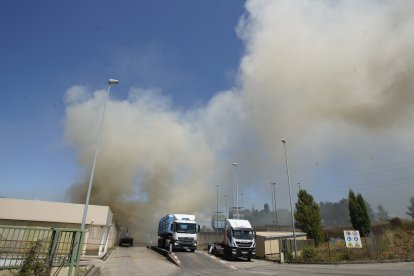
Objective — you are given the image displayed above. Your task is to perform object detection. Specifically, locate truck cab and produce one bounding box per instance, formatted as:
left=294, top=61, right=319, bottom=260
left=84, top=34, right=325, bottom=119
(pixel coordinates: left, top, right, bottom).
left=170, top=216, right=198, bottom=251
left=223, top=219, right=256, bottom=261
left=209, top=219, right=256, bottom=261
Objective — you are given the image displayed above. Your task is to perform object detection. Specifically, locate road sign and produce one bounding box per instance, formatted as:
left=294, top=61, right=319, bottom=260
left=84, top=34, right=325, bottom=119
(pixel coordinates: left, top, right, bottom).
left=343, top=230, right=362, bottom=248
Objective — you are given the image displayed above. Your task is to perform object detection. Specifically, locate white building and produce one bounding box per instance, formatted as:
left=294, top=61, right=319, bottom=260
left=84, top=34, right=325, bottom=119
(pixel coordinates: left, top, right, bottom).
left=0, top=197, right=118, bottom=257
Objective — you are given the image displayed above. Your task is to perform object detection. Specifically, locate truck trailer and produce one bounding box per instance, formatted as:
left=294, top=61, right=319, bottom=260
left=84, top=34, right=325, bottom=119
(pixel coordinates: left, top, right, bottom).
left=209, top=218, right=256, bottom=261
left=158, top=213, right=200, bottom=252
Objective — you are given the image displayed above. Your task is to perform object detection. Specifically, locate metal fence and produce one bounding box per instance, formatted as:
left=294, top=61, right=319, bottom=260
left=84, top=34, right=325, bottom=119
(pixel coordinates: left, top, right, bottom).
left=281, top=238, right=315, bottom=257
left=0, top=225, right=84, bottom=276
left=320, top=225, right=394, bottom=261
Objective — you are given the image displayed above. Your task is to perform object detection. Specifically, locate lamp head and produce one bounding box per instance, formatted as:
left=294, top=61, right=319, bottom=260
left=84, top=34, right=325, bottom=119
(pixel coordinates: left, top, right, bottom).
left=108, top=79, right=119, bottom=85
left=232, top=163, right=238, bottom=166
left=281, top=139, right=286, bottom=144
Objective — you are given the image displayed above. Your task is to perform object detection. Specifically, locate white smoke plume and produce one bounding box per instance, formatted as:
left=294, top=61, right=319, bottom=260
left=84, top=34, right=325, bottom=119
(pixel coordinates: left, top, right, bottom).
left=64, top=0, right=414, bottom=240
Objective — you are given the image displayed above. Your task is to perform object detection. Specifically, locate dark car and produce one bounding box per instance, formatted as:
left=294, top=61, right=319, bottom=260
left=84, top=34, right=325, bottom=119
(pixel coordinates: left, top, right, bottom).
left=119, top=236, right=133, bottom=247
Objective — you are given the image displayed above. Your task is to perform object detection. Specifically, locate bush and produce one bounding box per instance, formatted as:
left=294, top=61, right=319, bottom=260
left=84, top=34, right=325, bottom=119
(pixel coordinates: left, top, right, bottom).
left=389, top=217, right=402, bottom=228
left=19, top=241, right=50, bottom=276
left=285, top=251, right=294, bottom=262
left=401, top=220, right=414, bottom=231
left=302, top=245, right=318, bottom=261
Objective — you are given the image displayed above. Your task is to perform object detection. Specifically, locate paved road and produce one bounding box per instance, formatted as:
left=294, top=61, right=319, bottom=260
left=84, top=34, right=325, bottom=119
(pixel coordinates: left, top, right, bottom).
left=96, top=246, right=180, bottom=276
left=91, top=247, right=414, bottom=276
left=174, top=250, right=414, bottom=276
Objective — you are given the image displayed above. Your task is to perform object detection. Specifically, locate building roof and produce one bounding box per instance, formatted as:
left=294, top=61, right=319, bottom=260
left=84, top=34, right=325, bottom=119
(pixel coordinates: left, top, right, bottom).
left=256, top=231, right=307, bottom=239
left=0, top=198, right=113, bottom=226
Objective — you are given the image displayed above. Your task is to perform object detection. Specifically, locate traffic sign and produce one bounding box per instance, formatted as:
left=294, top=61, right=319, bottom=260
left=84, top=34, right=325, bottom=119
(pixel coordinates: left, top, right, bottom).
left=343, top=230, right=363, bottom=248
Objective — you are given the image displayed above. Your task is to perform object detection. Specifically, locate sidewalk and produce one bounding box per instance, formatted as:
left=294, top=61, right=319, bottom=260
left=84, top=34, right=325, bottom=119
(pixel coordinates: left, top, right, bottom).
left=83, top=246, right=180, bottom=276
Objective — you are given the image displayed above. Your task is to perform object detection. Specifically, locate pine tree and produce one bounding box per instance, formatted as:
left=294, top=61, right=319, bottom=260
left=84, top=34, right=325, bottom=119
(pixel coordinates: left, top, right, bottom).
left=407, top=197, right=414, bottom=219
left=294, top=189, right=323, bottom=246
left=348, top=190, right=371, bottom=236
left=356, top=194, right=371, bottom=234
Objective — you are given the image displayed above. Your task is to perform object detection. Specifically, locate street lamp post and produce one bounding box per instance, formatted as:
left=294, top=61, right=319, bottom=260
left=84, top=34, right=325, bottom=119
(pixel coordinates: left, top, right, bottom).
left=224, top=195, right=228, bottom=219
left=216, top=184, right=219, bottom=239
left=80, top=79, right=119, bottom=231
left=232, top=163, right=239, bottom=219
left=297, top=182, right=302, bottom=191
left=281, top=139, right=298, bottom=258
left=272, top=182, right=278, bottom=228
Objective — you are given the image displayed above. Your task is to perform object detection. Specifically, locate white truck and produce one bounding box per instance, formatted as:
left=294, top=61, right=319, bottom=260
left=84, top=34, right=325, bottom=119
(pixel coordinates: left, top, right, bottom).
left=209, top=218, right=256, bottom=261
left=157, top=213, right=200, bottom=252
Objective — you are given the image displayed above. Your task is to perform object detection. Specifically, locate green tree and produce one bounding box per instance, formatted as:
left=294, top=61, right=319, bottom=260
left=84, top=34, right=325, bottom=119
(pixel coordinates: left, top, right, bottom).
left=294, top=190, right=323, bottom=246
left=348, top=190, right=371, bottom=236
left=407, top=197, right=414, bottom=219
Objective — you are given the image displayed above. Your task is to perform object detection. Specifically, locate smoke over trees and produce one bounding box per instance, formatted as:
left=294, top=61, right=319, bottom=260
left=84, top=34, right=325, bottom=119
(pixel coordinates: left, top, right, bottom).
left=319, top=199, right=350, bottom=227
left=376, top=204, right=389, bottom=221
left=63, top=0, right=414, bottom=240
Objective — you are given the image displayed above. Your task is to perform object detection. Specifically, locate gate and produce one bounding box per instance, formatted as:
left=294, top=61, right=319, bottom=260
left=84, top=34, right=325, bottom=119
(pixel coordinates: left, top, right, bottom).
left=0, top=225, right=84, bottom=276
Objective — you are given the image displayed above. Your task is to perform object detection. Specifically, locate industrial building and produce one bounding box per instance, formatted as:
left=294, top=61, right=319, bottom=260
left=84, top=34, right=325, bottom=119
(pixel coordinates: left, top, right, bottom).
left=0, top=198, right=117, bottom=257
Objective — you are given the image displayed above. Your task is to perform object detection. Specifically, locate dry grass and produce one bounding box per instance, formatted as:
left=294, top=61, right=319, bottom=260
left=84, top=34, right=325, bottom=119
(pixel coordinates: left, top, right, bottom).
left=309, top=220, right=414, bottom=263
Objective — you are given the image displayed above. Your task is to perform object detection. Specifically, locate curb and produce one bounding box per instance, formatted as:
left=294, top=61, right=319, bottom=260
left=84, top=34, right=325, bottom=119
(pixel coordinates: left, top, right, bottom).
left=274, top=258, right=414, bottom=265
left=83, top=264, right=100, bottom=276
left=148, top=245, right=181, bottom=267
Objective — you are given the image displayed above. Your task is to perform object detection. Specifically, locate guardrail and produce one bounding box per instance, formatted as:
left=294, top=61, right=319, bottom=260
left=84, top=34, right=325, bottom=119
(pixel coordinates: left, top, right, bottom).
left=0, top=225, right=84, bottom=276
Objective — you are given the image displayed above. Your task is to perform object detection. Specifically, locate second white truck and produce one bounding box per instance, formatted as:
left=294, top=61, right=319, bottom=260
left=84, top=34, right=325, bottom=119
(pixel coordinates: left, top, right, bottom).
left=209, top=218, right=256, bottom=261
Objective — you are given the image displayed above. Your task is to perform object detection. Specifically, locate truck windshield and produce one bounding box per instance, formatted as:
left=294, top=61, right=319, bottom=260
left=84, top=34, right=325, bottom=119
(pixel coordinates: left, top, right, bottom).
left=233, top=230, right=254, bottom=240
left=176, top=223, right=196, bottom=234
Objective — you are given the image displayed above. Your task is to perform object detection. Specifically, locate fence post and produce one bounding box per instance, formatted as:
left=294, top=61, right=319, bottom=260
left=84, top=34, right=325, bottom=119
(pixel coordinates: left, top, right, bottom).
left=70, top=230, right=85, bottom=276
left=326, top=233, right=331, bottom=261
left=47, top=229, right=60, bottom=270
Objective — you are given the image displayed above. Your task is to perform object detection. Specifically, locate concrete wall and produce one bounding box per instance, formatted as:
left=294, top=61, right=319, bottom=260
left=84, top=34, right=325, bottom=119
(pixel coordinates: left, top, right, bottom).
left=256, top=236, right=281, bottom=258
left=0, top=198, right=112, bottom=226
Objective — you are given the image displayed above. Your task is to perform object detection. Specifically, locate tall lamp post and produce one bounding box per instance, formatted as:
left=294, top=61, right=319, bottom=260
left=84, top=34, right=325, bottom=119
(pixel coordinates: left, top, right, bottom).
left=272, top=182, right=278, bottom=228
left=216, top=184, right=219, bottom=239
left=81, top=79, right=119, bottom=231
left=232, top=163, right=239, bottom=219
left=281, top=139, right=298, bottom=258
left=224, top=195, right=228, bottom=218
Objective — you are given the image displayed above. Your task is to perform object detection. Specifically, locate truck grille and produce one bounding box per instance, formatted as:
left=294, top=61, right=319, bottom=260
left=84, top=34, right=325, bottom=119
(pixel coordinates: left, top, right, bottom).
left=236, top=241, right=253, bottom=248
left=178, top=237, right=194, bottom=241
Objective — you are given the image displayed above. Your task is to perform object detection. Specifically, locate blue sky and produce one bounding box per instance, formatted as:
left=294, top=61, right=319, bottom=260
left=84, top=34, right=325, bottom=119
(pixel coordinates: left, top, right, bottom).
left=0, top=0, right=244, bottom=200
left=1, top=0, right=413, bottom=223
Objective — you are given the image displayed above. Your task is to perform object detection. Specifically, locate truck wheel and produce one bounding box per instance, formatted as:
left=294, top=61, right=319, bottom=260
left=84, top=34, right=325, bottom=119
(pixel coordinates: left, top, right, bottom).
left=191, top=249, right=195, bottom=252
left=223, top=248, right=228, bottom=260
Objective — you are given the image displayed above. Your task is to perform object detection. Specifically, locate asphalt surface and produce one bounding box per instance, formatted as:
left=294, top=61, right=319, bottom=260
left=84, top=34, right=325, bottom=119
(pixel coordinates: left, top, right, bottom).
left=91, top=246, right=180, bottom=276
left=86, top=246, right=414, bottom=276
